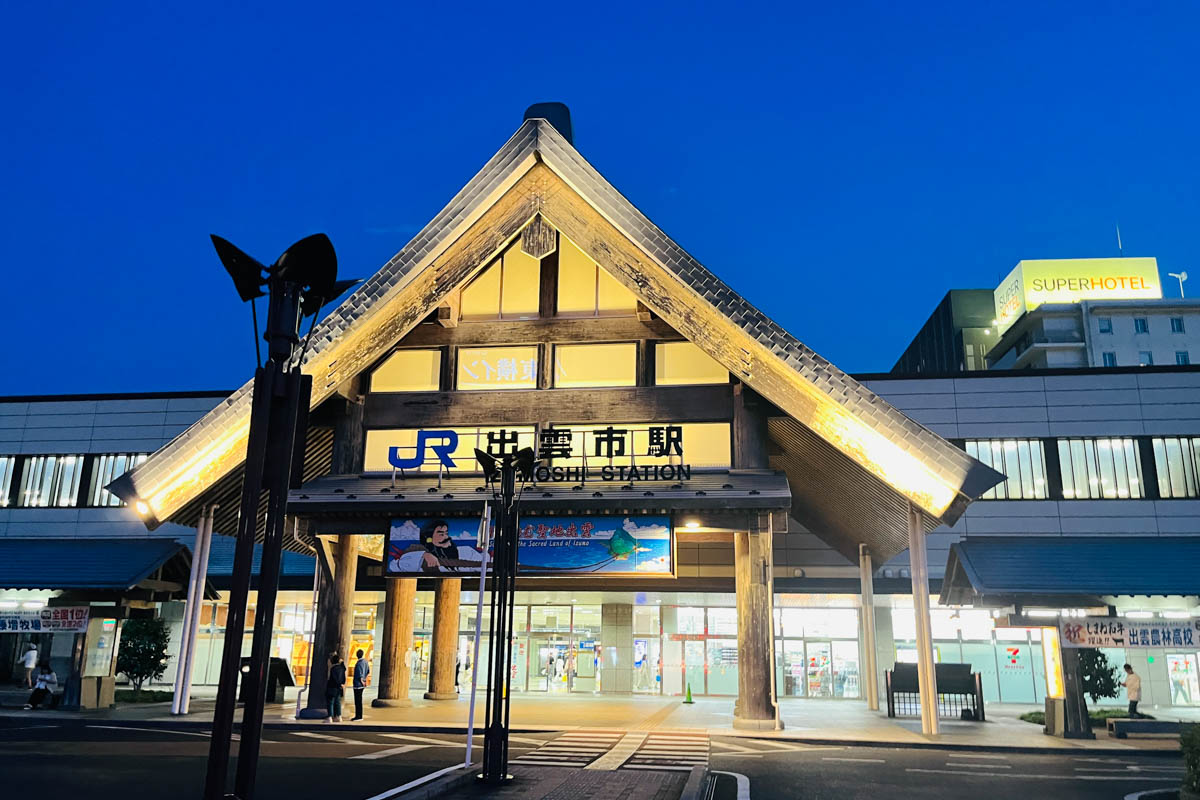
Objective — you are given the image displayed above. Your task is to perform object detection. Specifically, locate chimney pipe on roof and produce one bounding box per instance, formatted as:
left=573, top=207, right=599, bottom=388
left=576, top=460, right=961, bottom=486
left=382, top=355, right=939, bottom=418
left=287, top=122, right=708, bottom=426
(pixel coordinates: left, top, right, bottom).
left=523, top=102, right=573, bottom=145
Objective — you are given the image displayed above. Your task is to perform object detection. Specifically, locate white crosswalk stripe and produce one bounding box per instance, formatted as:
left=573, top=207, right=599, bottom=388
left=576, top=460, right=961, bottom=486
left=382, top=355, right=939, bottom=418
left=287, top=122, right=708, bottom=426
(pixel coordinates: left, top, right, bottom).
left=621, top=732, right=709, bottom=772
left=511, top=731, right=623, bottom=768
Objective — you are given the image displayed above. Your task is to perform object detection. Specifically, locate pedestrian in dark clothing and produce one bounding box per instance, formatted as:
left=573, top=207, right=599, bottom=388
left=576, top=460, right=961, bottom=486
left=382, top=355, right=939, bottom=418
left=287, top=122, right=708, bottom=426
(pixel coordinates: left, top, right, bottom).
left=352, top=648, right=370, bottom=721
left=326, top=653, right=346, bottom=723
left=24, top=662, right=57, bottom=710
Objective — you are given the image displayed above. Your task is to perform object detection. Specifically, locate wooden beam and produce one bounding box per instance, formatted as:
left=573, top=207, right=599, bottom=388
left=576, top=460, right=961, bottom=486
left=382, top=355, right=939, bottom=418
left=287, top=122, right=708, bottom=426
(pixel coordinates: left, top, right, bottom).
left=393, top=315, right=680, bottom=347
left=436, top=292, right=459, bottom=328
left=363, top=384, right=733, bottom=428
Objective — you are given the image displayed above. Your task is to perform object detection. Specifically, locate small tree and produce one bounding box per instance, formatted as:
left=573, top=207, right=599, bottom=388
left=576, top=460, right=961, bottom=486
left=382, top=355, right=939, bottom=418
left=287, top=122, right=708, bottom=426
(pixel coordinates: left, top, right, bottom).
left=116, top=617, right=172, bottom=694
left=1078, top=647, right=1120, bottom=704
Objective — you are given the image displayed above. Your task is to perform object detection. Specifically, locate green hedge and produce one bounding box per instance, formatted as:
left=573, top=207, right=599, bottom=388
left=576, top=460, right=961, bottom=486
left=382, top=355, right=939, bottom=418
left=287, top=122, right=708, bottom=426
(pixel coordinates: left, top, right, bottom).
left=114, top=689, right=174, bottom=704
left=1018, top=709, right=1155, bottom=728
left=1183, top=724, right=1200, bottom=794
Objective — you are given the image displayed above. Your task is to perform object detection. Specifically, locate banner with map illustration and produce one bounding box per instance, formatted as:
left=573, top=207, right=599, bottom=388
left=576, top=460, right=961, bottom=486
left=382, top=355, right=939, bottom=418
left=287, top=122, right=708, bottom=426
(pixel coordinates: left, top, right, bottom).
left=385, top=515, right=673, bottom=578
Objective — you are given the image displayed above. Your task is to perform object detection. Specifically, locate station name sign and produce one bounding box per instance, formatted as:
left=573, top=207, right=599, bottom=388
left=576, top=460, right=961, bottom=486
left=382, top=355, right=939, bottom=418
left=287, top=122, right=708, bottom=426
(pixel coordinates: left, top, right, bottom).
left=993, top=258, right=1162, bottom=336
left=388, top=425, right=695, bottom=481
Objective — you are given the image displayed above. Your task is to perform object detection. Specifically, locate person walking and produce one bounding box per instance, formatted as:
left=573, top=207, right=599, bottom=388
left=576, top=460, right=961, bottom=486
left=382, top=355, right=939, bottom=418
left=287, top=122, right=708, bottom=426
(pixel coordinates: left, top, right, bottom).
left=351, top=649, right=370, bottom=722
left=325, top=652, right=347, bottom=723
left=22, top=644, right=39, bottom=689
left=24, top=662, right=57, bottom=710
left=1121, top=663, right=1142, bottom=718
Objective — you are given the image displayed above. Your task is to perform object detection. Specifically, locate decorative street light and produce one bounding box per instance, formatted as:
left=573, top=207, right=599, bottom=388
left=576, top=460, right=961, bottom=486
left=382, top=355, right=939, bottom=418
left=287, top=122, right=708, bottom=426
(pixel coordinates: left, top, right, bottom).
left=203, top=233, right=356, bottom=800
left=474, top=445, right=537, bottom=784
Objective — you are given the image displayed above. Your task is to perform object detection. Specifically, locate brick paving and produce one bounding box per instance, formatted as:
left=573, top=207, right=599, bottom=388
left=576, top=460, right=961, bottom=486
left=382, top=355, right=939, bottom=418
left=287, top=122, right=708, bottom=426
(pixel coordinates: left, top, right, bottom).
left=456, top=766, right=687, bottom=800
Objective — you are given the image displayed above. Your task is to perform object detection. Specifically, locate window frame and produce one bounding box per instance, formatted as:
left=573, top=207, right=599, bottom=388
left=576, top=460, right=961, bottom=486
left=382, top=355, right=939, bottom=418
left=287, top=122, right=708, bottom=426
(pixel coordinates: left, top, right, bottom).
left=1058, top=437, right=1144, bottom=499
left=654, top=341, right=730, bottom=387
left=455, top=345, right=540, bottom=391
left=1170, top=317, right=1185, bottom=334
left=1152, top=436, right=1200, bottom=499
left=1177, top=351, right=1191, bottom=366
left=459, top=242, right=542, bottom=322
left=369, top=348, right=444, bottom=393
left=87, top=453, right=150, bottom=507
left=1134, top=317, right=1149, bottom=334
left=1138, top=351, right=1154, bottom=366
left=963, top=439, right=1049, bottom=499
left=1097, top=317, right=1113, bottom=334
left=552, top=342, right=638, bottom=389
left=1102, top=352, right=1118, bottom=367
left=16, top=454, right=85, bottom=508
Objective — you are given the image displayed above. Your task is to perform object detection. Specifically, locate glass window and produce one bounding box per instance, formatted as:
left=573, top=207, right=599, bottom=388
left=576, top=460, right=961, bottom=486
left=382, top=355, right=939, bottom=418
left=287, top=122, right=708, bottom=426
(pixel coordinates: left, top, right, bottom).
left=1138, top=351, right=1154, bottom=366
left=1102, top=352, right=1118, bottom=367
left=553, top=343, right=637, bottom=388
left=18, top=455, right=84, bottom=507
left=1058, top=437, right=1144, bottom=499
left=556, top=237, right=637, bottom=317
left=964, top=439, right=1048, bottom=499
left=1097, top=317, right=1112, bottom=334
left=1171, top=317, right=1186, bottom=333
left=633, top=606, right=660, bottom=635
left=370, top=349, right=441, bottom=392
left=1134, top=318, right=1149, bottom=334
left=0, top=456, right=14, bottom=507
left=88, top=453, right=149, bottom=506
left=1152, top=437, right=1200, bottom=499
left=676, top=607, right=705, bottom=634
left=363, top=426, right=537, bottom=472
left=460, top=240, right=541, bottom=321
left=800, top=608, right=858, bottom=638
left=1177, top=352, right=1191, bottom=366
left=457, top=346, right=538, bottom=390
left=655, top=341, right=729, bottom=386
left=708, top=607, right=738, bottom=636
left=546, top=422, right=731, bottom=469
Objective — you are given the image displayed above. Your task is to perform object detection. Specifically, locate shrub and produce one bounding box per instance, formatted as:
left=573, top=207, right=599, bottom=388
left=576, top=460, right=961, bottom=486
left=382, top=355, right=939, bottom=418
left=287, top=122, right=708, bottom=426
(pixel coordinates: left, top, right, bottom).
left=116, top=617, right=172, bottom=693
left=1183, top=724, right=1200, bottom=794
left=1078, top=648, right=1120, bottom=704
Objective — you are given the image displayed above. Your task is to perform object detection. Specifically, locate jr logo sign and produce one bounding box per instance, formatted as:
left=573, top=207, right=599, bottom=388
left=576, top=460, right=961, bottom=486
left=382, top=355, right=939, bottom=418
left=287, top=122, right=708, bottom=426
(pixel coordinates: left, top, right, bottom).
left=389, top=430, right=458, bottom=470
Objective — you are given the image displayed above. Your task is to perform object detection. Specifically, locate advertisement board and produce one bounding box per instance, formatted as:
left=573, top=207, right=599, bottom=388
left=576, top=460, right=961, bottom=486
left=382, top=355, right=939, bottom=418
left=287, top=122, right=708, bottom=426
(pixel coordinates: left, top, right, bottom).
left=386, top=515, right=673, bottom=578
left=993, top=258, right=1162, bottom=335
left=0, top=606, right=90, bottom=633
left=1059, top=618, right=1200, bottom=649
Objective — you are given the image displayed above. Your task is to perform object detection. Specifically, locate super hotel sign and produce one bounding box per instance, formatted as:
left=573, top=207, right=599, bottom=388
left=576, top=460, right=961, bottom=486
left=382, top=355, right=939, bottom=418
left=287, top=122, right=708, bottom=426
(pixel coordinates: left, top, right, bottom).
left=993, top=258, right=1162, bottom=335
left=388, top=425, right=694, bottom=481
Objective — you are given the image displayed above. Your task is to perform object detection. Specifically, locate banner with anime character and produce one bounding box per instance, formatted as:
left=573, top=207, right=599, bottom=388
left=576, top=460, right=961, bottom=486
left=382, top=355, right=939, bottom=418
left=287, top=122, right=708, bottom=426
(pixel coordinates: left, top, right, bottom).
left=385, top=515, right=673, bottom=577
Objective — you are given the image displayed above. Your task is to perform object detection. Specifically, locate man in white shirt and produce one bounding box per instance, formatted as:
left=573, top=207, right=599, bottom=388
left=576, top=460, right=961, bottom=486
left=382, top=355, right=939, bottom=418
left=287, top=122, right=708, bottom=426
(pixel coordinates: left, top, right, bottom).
left=22, top=644, right=38, bottom=689
left=1121, top=663, right=1142, bottom=718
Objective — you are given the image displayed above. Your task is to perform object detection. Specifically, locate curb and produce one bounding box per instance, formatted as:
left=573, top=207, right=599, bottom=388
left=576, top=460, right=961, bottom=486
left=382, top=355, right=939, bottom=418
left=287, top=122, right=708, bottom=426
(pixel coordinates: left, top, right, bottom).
left=679, top=765, right=711, bottom=800
left=725, top=731, right=1182, bottom=757
left=366, top=763, right=477, bottom=800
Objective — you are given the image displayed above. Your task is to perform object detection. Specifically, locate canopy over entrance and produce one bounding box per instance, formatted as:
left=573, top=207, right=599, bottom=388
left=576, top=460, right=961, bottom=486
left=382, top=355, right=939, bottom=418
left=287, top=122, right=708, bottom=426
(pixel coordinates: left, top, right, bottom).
left=111, top=113, right=1002, bottom=562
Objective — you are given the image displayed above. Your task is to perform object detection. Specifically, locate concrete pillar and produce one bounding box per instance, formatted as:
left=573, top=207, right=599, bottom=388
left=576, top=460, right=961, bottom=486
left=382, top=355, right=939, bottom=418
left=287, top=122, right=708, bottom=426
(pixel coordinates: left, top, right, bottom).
left=907, top=503, right=939, bottom=735
left=424, top=579, right=461, bottom=700
left=733, top=513, right=781, bottom=730
left=859, top=544, right=880, bottom=711
left=600, top=604, right=633, bottom=693
left=300, top=550, right=334, bottom=717
left=873, top=598, right=895, bottom=706
left=373, top=578, right=416, bottom=707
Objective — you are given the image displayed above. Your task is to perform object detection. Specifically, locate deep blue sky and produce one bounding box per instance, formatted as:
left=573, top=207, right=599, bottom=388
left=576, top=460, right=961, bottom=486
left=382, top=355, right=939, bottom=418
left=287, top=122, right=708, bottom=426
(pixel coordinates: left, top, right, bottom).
left=3, top=2, right=1197, bottom=394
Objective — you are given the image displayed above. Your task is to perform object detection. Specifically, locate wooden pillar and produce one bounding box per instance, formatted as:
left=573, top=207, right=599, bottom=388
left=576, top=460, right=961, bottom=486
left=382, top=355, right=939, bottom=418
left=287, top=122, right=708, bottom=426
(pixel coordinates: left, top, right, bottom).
left=301, top=540, right=336, bottom=717
left=328, top=534, right=359, bottom=669
left=373, top=578, right=417, bottom=708
left=732, top=383, right=769, bottom=469
left=908, top=503, right=939, bottom=735
left=859, top=544, right=880, bottom=711
left=734, top=512, right=781, bottom=730
left=424, top=579, right=461, bottom=700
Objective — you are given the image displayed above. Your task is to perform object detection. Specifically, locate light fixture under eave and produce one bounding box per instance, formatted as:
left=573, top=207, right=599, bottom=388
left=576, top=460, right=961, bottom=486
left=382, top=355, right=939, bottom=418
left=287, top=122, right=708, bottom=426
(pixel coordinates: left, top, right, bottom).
left=134, top=500, right=150, bottom=516
left=684, top=520, right=700, bottom=530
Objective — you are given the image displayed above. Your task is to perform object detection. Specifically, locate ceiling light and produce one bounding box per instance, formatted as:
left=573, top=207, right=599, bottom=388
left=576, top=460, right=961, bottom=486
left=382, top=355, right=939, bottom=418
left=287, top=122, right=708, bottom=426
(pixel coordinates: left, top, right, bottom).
left=1123, top=611, right=1154, bottom=619
left=684, top=521, right=700, bottom=530
left=0, top=601, right=18, bottom=609
left=22, top=600, right=45, bottom=610
left=1160, top=611, right=1192, bottom=619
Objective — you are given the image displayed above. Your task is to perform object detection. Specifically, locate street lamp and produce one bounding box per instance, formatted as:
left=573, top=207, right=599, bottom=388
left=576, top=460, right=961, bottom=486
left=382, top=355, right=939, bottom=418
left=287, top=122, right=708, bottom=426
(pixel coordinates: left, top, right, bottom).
left=203, top=233, right=357, bottom=800
left=1168, top=271, right=1188, bottom=299
left=474, top=446, right=537, bottom=784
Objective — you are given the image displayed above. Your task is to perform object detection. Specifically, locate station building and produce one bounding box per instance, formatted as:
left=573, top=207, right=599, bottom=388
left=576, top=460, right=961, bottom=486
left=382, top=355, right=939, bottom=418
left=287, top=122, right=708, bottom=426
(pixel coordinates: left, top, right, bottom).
left=4, top=109, right=1199, bottom=720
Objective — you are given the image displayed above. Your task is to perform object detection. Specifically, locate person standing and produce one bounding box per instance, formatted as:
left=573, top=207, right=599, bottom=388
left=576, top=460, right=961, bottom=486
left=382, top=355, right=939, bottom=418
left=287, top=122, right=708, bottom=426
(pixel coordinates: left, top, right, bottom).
left=1121, top=663, right=1142, bottom=718
left=24, top=662, right=57, bottom=710
left=22, top=644, right=39, bottom=689
left=351, top=649, right=370, bottom=722
left=325, top=652, right=347, bottom=723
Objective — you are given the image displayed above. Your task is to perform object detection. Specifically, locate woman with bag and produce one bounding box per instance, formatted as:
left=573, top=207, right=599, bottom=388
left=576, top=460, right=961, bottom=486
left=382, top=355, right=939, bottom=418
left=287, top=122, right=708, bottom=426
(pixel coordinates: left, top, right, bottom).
left=325, top=652, right=347, bottom=723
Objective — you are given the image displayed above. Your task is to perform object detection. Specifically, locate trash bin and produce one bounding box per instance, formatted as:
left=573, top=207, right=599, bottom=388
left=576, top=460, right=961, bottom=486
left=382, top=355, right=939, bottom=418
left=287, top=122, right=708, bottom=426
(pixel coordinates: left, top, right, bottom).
left=238, top=657, right=295, bottom=704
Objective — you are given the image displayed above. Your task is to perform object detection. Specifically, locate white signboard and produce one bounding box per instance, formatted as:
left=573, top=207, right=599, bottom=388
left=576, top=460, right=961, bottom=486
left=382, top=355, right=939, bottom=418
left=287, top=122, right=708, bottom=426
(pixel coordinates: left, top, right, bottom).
left=0, top=606, right=90, bottom=633
left=1060, top=618, right=1200, bottom=649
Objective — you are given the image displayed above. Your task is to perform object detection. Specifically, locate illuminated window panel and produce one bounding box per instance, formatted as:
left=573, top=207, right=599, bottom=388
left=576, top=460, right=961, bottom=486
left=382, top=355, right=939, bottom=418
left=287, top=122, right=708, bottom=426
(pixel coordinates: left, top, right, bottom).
left=364, top=426, right=537, bottom=472
left=370, top=349, right=442, bottom=393
left=1058, top=437, right=1143, bottom=499
left=456, top=346, right=538, bottom=390
left=0, top=456, right=14, bottom=506
left=499, top=243, right=540, bottom=319
left=963, top=439, right=1048, bottom=499
left=460, top=260, right=502, bottom=319
left=1152, top=436, right=1200, bottom=498
left=556, top=236, right=636, bottom=317
left=553, top=343, right=637, bottom=388
left=88, top=453, right=149, bottom=506
left=18, top=455, right=84, bottom=507
left=655, top=341, right=729, bottom=386
left=547, top=422, right=730, bottom=469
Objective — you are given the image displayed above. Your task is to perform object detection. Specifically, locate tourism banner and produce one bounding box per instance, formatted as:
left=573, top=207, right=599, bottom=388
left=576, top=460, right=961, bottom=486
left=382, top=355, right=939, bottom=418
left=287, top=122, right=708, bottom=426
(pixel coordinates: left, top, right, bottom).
left=386, top=515, right=673, bottom=578
left=0, top=606, right=90, bottom=633
left=1059, top=618, right=1200, bottom=649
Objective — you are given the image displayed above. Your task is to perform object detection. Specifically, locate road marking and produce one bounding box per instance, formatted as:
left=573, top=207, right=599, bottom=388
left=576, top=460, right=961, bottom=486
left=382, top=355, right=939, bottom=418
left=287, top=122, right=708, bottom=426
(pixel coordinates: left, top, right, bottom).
left=513, top=732, right=620, bottom=767
left=950, top=762, right=1012, bottom=769
left=351, top=744, right=428, bottom=760
left=745, top=738, right=808, bottom=751
left=623, top=763, right=695, bottom=772
left=712, top=770, right=751, bottom=800
left=507, top=735, right=553, bottom=745
left=709, top=740, right=763, bottom=754
left=291, top=731, right=361, bottom=745
left=948, top=753, right=1009, bottom=760
left=1076, top=766, right=1183, bottom=774
left=585, top=732, right=647, bottom=770
left=378, top=733, right=462, bottom=747
left=87, top=725, right=212, bottom=739
left=906, top=768, right=1179, bottom=782
left=362, top=764, right=468, bottom=800
left=0, top=724, right=60, bottom=732
left=822, top=757, right=885, bottom=763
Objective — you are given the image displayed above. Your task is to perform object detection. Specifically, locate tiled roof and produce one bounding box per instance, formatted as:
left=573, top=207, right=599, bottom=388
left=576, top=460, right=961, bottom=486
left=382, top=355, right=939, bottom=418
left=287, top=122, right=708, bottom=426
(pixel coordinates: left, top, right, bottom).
left=0, top=537, right=184, bottom=591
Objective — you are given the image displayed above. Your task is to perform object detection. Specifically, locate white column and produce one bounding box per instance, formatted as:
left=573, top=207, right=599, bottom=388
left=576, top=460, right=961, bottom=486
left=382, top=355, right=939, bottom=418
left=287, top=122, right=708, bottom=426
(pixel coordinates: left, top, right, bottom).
left=858, top=544, right=879, bottom=712
left=907, top=502, right=939, bottom=735
left=172, top=507, right=208, bottom=715
left=178, top=505, right=216, bottom=715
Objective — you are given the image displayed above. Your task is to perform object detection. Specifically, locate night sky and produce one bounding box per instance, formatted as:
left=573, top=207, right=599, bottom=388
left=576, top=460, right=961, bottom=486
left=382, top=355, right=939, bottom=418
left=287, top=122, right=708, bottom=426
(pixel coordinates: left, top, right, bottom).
left=3, top=2, right=1197, bottom=395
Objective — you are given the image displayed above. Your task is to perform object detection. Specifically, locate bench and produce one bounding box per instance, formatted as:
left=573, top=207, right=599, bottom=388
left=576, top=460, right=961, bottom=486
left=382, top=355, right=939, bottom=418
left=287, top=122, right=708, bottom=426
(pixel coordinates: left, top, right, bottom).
left=1107, top=718, right=1193, bottom=739
left=886, top=662, right=986, bottom=721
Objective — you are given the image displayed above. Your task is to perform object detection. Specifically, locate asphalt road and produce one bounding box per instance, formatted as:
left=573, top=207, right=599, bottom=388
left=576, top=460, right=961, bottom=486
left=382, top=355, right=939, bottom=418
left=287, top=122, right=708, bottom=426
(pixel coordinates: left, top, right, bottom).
left=708, top=737, right=1187, bottom=800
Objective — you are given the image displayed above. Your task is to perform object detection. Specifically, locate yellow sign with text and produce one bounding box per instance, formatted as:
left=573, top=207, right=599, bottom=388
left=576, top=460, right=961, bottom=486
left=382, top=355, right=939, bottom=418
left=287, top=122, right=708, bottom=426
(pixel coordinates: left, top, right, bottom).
left=993, top=258, right=1161, bottom=335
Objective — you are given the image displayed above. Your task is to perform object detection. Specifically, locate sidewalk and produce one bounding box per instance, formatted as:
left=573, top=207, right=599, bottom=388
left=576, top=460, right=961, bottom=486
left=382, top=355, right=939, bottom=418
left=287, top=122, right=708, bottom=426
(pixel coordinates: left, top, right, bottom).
left=5, top=686, right=1192, bottom=753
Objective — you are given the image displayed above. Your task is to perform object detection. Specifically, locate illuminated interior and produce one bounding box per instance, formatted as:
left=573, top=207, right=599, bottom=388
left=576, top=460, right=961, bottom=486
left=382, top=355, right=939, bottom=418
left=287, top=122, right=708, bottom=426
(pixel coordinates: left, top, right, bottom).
left=461, top=239, right=541, bottom=321
left=370, top=349, right=442, bottom=393
left=655, top=341, right=730, bottom=386
left=557, top=236, right=637, bottom=316
left=553, top=343, right=637, bottom=388
left=456, top=346, right=538, bottom=390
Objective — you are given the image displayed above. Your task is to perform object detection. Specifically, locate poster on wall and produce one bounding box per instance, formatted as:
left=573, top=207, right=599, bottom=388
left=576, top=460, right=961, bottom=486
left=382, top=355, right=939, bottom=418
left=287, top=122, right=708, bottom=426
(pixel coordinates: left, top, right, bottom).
left=0, top=606, right=90, bottom=633
left=1059, top=618, right=1200, bottom=649
left=386, top=515, right=673, bottom=578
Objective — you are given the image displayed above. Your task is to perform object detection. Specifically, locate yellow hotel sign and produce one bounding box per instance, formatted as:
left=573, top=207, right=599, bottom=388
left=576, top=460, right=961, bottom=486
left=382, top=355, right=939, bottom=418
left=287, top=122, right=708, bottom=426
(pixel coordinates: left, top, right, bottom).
left=993, top=258, right=1162, bottom=335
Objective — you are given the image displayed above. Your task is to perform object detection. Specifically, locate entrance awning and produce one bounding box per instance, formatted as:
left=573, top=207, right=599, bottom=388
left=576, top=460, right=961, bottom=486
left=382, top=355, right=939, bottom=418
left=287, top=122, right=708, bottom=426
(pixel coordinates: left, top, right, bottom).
left=940, top=536, right=1200, bottom=606
left=0, top=537, right=212, bottom=599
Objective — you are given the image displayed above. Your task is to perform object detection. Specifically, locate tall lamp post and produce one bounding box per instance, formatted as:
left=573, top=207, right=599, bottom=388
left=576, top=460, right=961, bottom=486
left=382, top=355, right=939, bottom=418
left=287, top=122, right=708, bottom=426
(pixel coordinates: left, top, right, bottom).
left=474, top=446, right=536, bottom=784
left=203, top=234, right=356, bottom=800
